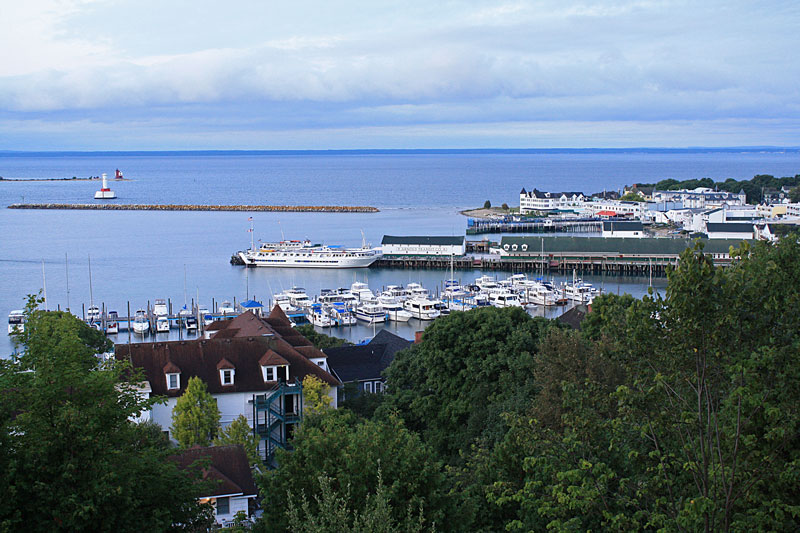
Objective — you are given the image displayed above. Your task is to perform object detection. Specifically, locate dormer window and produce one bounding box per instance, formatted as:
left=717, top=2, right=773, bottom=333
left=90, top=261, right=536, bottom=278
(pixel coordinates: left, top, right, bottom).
left=265, top=366, right=275, bottom=381
left=217, top=358, right=236, bottom=386
left=167, top=373, right=180, bottom=390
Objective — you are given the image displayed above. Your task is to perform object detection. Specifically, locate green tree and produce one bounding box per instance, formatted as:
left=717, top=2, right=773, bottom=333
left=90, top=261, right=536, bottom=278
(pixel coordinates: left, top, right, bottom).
left=789, top=184, right=800, bottom=202
left=380, top=306, right=556, bottom=460
left=171, top=376, right=220, bottom=448
left=215, top=415, right=261, bottom=468
left=620, top=191, right=645, bottom=202
left=501, top=202, right=509, bottom=210
left=258, top=410, right=452, bottom=532
left=0, top=297, right=209, bottom=532
left=302, top=374, right=333, bottom=415
left=483, top=200, right=491, bottom=209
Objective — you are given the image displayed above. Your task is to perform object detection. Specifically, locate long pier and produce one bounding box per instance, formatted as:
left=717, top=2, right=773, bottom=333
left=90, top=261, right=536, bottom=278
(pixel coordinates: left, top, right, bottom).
left=466, top=218, right=602, bottom=235
left=8, top=203, right=379, bottom=213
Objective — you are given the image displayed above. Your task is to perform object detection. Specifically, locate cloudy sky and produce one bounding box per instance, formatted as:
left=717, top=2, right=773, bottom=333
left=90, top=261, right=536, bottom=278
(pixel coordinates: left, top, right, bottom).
left=2, top=0, right=799, bottom=150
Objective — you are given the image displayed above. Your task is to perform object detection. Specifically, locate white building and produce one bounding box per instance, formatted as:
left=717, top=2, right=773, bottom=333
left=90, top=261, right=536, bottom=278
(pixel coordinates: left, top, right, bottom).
left=381, top=235, right=465, bottom=256
left=519, top=188, right=586, bottom=214
left=583, top=199, right=648, bottom=219
left=652, top=188, right=747, bottom=208
left=705, top=222, right=755, bottom=240
left=116, top=308, right=341, bottom=467
left=601, top=220, right=645, bottom=238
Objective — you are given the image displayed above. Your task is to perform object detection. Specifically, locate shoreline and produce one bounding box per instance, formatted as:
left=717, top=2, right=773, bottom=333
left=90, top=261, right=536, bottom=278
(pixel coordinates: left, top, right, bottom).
left=7, top=203, right=379, bottom=213
left=0, top=177, right=133, bottom=182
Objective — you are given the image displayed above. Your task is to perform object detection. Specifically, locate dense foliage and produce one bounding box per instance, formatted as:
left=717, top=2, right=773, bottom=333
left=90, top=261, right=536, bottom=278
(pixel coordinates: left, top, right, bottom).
left=643, top=173, right=800, bottom=204
left=1, top=297, right=209, bottom=532
left=216, top=414, right=261, bottom=468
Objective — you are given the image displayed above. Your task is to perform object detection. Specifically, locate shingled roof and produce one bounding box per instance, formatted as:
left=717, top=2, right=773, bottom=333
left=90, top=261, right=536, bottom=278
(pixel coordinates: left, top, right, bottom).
left=324, top=330, right=412, bottom=383
left=170, top=445, right=257, bottom=498
left=116, top=310, right=340, bottom=396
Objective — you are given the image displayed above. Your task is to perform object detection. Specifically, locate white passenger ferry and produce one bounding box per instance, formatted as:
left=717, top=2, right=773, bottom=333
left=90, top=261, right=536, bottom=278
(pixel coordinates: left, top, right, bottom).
left=238, top=239, right=382, bottom=268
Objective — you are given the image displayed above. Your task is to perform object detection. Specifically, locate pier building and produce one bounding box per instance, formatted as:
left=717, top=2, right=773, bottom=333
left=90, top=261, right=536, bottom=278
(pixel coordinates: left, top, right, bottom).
left=601, top=220, right=644, bottom=238
left=381, top=235, right=465, bottom=256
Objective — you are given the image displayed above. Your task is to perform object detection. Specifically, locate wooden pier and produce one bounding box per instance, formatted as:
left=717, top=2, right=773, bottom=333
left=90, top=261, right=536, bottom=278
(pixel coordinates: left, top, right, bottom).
left=8, top=203, right=379, bottom=213
left=466, top=219, right=602, bottom=235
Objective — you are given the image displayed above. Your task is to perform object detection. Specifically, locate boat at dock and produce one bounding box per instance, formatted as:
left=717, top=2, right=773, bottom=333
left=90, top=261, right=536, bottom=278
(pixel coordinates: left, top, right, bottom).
left=403, top=297, right=441, bottom=320
left=106, top=311, right=119, bottom=334
left=236, top=239, right=382, bottom=268
left=8, top=310, right=24, bottom=334
left=156, top=315, right=170, bottom=333
left=354, top=302, right=387, bottom=324
left=132, top=309, right=150, bottom=335
left=306, top=303, right=333, bottom=327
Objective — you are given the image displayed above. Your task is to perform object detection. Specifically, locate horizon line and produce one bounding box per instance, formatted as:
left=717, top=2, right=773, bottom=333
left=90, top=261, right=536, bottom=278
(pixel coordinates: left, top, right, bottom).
left=2, top=146, right=800, bottom=156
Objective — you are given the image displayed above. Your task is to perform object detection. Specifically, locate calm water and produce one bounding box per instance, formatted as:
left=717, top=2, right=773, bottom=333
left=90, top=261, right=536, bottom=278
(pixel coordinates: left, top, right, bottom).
left=2, top=150, right=798, bottom=355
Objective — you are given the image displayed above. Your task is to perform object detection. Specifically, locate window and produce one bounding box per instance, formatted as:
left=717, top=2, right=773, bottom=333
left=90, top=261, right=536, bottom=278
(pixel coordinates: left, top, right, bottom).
left=364, top=381, right=373, bottom=393
left=167, top=373, right=180, bottom=390
left=216, top=496, right=230, bottom=516
left=375, top=382, right=384, bottom=393
left=221, top=369, right=234, bottom=385
left=265, top=366, right=275, bottom=381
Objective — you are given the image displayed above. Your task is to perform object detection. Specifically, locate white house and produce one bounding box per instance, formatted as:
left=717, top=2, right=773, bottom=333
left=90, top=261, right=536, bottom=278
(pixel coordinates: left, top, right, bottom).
left=381, top=235, right=465, bottom=256
left=116, top=308, right=341, bottom=466
left=583, top=199, right=648, bottom=219
left=601, top=220, right=645, bottom=238
left=652, top=188, right=747, bottom=208
left=519, top=188, right=586, bottom=214
left=705, top=222, right=755, bottom=240
left=171, top=445, right=258, bottom=527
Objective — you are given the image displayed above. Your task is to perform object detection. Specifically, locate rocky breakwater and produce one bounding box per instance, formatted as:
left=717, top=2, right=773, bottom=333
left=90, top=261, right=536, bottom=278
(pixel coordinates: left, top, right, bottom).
left=8, top=203, right=379, bottom=213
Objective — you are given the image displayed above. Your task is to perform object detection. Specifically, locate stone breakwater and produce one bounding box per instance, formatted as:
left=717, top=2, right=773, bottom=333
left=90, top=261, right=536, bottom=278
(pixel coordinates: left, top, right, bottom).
left=8, top=203, right=379, bottom=213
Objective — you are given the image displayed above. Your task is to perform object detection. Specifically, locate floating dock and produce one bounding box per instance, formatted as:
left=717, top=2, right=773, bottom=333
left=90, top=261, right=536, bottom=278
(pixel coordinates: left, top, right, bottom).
left=9, top=203, right=379, bottom=213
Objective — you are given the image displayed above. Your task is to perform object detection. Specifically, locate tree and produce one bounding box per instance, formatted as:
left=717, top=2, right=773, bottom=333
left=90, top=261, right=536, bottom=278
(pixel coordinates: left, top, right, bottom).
left=215, top=415, right=261, bottom=468
left=302, top=374, right=332, bottom=415
left=501, top=202, right=509, bottom=210
left=380, top=306, right=557, bottom=460
left=789, top=184, right=800, bottom=203
left=1, top=297, right=209, bottom=531
left=258, top=410, right=452, bottom=532
left=483, top=200, right=491, bottom=209
left=171, top=377, right=220, bottom=448
left=620, top=191, right=645, bottom=202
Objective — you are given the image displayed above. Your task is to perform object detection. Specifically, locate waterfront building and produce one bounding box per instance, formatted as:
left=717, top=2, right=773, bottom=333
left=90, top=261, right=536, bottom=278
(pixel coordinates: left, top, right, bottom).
left=705, top=222, right=755, bottom=240
left=651, top=188, right=747, bottom=208
left=519, top=188, right=586, bottom=214
left=170, top=445, right=258, bottom=527
left=116, top=307, right=340, bottom=466
left=601, top=220, right=645, bottom=238
left=582, top=199, right=648, bottom=219
left=381, top=235, right=465, bottom=256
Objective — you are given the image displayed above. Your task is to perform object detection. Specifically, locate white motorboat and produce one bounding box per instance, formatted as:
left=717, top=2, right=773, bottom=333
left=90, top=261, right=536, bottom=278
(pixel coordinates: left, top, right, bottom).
left=8, top=310, right=24, bottom=334
left=489, top=291, right=524, bottom=308
left=406, top=282, right=429, bottom=299
left=306, top=304, right=333, bottom=327
left=132, top=309, right=150, bottom=335
left=377, top=295, right=412, bottom=322
left=237, top=239, right=382, bottom=268
left=106, top=311, right=119, bottom=334
left=283, top=287, right=313, bottom=309
left=443, top=279, right=469, bottom=299
left=153, top=299, right=168, bottom=317
left=219, top=300, right=235, bottom=315
left=475, top=275, right=502, bottom=293
left=350, top=282, right=375, bottom=302
left=87, top=305, right=101, bottom=322
left=403, top=297, right=441, bottom=320
left=382, top=285, right=411, bottom=301
left=198, top=307, right=214, bottom=326
left=272, top=293, right=300, bottom=313
left=327, top=303, right=357, bottom=326
left=354, top=302, right=386, bottom=324
left=185, top=316, right=198, bottom=331
left=156, top=315, right=170, bottom=333
left=562, top=280, right=600, bottom=303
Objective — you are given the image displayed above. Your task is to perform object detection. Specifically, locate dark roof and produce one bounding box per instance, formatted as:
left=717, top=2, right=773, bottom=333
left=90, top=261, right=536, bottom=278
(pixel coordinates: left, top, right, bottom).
left=524, top=189, right=585, bottom=199
left=557, top=304, right=589, bottom=329
left=706, top=222, right=754, bottom=233
left=170, top=445, right=257, bottom=498
left=381, top=235, right=464, bottom=246
left=116, top=311, right=340, bottom=396
left=602, top=221, right=643, bottom=232
left=323, top=331, right=412, bottom=383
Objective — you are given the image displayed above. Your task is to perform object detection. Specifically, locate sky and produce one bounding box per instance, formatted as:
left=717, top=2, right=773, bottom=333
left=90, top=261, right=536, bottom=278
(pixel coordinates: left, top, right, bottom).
left=1, top=0, right=799, bottom=150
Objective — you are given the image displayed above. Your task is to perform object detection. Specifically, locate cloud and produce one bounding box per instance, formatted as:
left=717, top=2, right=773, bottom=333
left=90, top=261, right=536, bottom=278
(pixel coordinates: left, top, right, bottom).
left=1, top=0, right=799, bottom=147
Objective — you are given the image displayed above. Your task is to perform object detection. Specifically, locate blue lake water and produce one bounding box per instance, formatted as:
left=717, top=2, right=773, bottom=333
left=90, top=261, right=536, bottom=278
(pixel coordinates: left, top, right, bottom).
left=1, top=150, right=798, bottom=355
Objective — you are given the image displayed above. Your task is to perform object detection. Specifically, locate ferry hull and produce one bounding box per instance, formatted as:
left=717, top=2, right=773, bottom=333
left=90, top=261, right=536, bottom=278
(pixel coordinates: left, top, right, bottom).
left=238, top=249, right=381, bottom=268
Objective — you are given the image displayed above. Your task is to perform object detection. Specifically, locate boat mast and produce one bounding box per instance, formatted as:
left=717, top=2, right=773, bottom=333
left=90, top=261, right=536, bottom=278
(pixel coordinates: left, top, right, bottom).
left=65, top=253, right=70, bottom=312
left=41, top=259, right=48, bottom=311
left=88, top=254, right=94, bottom=312
left=249, top=217, right=255, bottom=251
